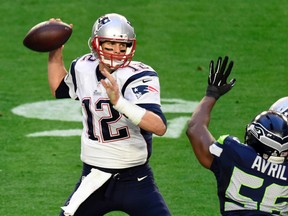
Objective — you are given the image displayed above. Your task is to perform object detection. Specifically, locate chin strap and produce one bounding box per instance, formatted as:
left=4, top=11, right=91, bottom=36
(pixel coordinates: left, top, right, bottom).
left=101, top=57, right=125, bottom=69
left=267, top=156, right=285, bottom=164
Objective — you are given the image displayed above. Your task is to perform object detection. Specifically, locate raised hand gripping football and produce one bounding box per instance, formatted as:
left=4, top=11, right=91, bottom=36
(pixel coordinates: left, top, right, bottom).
left=23, top=18, right=72, bottom=52
left=206, top=56, right=236, bottom=100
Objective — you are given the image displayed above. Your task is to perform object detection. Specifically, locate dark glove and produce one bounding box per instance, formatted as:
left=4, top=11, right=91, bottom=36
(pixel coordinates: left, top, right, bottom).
left=206, top=56, right=236, bottom=100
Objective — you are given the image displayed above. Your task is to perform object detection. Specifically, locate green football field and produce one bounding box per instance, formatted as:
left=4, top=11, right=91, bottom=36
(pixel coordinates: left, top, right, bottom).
left=1, top=0, right=287, bottom=215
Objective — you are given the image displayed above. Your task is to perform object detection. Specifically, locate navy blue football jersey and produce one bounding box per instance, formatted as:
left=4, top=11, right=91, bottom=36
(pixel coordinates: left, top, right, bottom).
left=210, top=135, right=288, bottom=215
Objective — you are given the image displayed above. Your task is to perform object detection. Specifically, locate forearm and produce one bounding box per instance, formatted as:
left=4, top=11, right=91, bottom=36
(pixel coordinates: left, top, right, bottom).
left=186, top=96, right=216, bottom=168
left=138, top=111, right=166, bottom=136
left=189, top=96, right=216, bottom=128
left=113, top=97, right=166, bottom=136
left=48, top=47, right=67, bottom=96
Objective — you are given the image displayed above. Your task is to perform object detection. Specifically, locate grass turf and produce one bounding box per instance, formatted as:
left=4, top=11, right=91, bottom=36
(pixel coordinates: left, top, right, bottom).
left=1, top=0, right=287, bottom=215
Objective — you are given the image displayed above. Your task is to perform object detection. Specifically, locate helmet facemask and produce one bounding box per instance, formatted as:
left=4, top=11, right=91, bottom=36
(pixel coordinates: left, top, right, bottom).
left=90, top=37, right=136, bottom=69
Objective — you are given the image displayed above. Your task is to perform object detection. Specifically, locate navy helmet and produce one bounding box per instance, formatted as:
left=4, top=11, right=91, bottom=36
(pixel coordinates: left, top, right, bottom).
left=245, top=110, right=288, bottom=163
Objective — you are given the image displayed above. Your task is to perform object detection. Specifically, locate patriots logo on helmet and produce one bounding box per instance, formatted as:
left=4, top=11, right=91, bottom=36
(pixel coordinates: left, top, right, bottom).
left=132, top=85, right=158, bottom=99
left=97, top=16, right=111, bottom=30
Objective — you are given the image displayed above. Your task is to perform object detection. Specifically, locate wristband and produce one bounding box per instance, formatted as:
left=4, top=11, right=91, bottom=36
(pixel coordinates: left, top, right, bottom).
left=206, top=85, right=221, bottom=100
left=113, top=97, right=146, bottom=125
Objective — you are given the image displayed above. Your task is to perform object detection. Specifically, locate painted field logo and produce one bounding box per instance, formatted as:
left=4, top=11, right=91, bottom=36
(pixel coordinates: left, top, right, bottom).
left=11, top=98, right=199, bottom=139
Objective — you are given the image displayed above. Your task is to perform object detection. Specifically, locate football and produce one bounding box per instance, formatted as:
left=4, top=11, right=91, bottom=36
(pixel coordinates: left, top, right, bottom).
left=23, top=21, right=72, bottom=52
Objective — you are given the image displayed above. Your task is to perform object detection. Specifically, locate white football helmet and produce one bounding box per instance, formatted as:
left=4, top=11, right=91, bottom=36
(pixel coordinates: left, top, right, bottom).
left=270, top=97, right=288, bottom=117
left=88, top=13, right=136, bottom=69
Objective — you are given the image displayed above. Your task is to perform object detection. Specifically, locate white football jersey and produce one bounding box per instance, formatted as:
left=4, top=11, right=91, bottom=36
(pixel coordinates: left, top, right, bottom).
left=64, top=53, right=163, bottom=169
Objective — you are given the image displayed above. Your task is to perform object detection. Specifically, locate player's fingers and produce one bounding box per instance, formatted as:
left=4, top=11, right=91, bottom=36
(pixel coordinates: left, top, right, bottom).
left=220, top=56, right=228, bottom=74
left=229, top=78, right=236, bottom=86
left=100, top=79, right=110, bottom=89
left=100, top=73, right=113, bottom=90
left=222, top=61, right=234, bottom=82
left=48, top=18, right=72, bottom=28
left=215, top=57, right=222, bottom=74
left=101, top=68, right=116, bottom=85
left=100, top=66, right=109, bottom=76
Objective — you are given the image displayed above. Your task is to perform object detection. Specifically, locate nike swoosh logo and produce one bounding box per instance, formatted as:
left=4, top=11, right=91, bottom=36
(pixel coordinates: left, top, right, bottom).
left=137, top=175, right=148, bottom=181
left=142, top=79, right=152, bottom=83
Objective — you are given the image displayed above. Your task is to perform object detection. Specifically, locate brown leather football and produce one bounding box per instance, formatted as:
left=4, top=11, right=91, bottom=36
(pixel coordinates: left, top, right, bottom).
left=23, top=21, right=72, bottom=52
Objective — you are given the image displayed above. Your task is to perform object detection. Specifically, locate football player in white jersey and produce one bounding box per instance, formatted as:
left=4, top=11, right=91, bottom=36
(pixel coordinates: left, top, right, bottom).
left=48, top=13, right=171, bottom=216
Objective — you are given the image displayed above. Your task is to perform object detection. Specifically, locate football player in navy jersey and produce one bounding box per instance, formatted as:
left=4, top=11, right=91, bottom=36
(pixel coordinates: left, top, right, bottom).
left=48, top=13, right=171, bottom=216
left=186, top=56, right=288, bottom=215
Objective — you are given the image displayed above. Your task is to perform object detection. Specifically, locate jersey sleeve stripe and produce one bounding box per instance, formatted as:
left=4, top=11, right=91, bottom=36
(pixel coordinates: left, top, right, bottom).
left=217, top=135, right=229, bottom=144
left=70, top=59, right=78, bottom=93
left=121, top=71, right=158, bottom=95
left=209, top=143, right=223, bottom=157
